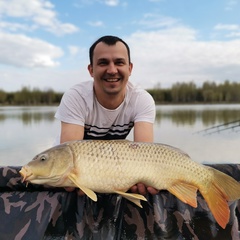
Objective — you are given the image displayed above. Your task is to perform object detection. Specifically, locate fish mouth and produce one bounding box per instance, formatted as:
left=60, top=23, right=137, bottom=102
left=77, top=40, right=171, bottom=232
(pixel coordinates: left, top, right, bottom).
left=19, top=167, right=64, bottom=186
left=19, top=167, right=34, bottom=182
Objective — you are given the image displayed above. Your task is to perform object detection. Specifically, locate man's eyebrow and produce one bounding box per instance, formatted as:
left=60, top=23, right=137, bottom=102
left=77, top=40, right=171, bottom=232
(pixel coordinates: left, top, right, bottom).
left=97, top=57, right=126, bottom=62
left=96, top=58, right=108, bottom=63
left=115, top=58, right=126, bottom=61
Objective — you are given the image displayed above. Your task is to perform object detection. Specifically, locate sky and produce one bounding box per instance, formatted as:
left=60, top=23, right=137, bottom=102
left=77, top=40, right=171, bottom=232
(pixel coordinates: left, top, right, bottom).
left=0, top=0, right=240, bottom=92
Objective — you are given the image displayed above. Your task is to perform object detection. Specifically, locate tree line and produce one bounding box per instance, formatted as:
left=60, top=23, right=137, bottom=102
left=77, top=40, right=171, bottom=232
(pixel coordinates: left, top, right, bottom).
left=0, top=87, right=62, bottom=105
left=148, top=80, right=240, bottom=104
left=0, top=80, right=240, bottom=105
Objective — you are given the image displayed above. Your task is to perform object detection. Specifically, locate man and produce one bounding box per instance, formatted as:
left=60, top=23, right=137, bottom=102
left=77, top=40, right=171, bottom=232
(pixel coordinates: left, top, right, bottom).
left=55, top=35, right=157, bottom=195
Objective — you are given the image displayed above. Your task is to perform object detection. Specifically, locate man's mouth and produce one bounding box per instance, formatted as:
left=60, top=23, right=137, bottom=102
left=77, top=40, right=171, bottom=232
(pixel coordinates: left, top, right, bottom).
left=104, top=78, right=121, bottom=82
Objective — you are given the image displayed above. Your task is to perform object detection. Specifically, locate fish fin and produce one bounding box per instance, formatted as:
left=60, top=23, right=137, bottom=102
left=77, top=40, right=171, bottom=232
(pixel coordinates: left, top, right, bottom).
left=199, top=167, right=240, bottom=229
left=168, top=182, right=198, bottom=208
left=68, top=174, right=97, bottom=202
left=114, top=190, right=147, bottom=208
left=206, top=167, right=240, bottom=201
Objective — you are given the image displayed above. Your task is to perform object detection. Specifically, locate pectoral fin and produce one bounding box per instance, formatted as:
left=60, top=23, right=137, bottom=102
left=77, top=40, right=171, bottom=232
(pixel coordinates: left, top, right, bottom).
left=114, top=190, right=147, bottom=208
left=168, top=182, right=198, bottom=208
left=68, top=173, right=97, bottom=202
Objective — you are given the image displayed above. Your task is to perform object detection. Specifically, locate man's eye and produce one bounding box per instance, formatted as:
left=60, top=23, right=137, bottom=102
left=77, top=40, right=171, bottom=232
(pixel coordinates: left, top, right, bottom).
left=115, top=61, right=124, bottom=65
left=98, top=61, right=108, bottom=65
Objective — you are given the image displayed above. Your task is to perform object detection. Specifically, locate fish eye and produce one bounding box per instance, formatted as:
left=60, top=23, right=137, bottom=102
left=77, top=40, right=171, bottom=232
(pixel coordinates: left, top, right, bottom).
left=39, top=155, right=46, bottom=162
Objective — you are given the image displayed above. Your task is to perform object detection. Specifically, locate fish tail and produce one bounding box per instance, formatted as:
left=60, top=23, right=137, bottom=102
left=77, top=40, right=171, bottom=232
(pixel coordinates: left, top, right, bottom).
left=200, top=167, right=240, bottom=229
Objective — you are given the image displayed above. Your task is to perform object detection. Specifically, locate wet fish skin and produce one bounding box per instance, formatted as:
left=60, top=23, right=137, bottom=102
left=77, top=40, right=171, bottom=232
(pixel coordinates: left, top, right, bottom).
left=19, top=140, right=240, bottom=229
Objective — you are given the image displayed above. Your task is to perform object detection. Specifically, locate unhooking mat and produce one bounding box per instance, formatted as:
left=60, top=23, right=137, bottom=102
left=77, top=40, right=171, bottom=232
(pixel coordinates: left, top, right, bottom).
left=0, top=165, right=240, bottom=240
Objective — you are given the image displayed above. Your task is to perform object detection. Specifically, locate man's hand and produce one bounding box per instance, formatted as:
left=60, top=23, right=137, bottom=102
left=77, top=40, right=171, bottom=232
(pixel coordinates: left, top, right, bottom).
left=65, top=187, right=85, bottom=196
left=65, top=182, right=159, bottom=197
left=130, top=183, right=159, bottom=195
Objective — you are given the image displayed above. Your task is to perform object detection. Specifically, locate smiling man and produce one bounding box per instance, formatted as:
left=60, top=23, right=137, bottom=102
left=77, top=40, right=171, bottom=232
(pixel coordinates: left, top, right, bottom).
left=55, top=35, right=157, bottom=195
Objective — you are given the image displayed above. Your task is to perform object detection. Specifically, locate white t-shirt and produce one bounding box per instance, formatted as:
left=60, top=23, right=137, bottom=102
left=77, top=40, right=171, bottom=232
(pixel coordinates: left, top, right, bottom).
left=55, top=81, right=155, bottom=140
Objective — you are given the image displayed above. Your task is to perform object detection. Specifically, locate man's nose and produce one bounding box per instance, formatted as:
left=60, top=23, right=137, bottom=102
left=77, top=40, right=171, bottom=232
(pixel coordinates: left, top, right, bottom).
left=107, top=63, right=118, bottom=74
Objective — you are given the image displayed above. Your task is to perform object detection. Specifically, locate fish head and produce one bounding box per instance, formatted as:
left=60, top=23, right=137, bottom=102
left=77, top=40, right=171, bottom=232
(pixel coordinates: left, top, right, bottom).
left=19, top=143, right=74, bottom=186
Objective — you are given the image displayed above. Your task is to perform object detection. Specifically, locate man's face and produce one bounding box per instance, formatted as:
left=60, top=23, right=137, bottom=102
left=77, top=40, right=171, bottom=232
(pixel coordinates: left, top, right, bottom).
left=88, top=41, right=133, bottom=96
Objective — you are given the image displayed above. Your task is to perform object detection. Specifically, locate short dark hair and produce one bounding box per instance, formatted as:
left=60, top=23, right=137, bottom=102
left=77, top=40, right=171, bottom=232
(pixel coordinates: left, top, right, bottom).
left=89, top=35, right=131, bottom=65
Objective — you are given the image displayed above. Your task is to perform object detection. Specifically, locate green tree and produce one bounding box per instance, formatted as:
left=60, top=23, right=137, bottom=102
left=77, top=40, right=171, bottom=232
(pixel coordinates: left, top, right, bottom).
left=0, top=89, right=7, bottom=104
left=171, top=81, right=197, bottom=103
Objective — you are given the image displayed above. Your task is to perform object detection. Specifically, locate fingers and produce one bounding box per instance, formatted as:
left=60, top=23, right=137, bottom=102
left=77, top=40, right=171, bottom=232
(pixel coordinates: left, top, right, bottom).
left=64, top=187, right=75, bottom=192
left=147, top=186, right=159, bottom=195
left=136, top=183, right=147, bottom=195
left=130, top=185, right=138, bottom=193
left=77, top=189, right=85, bottom=196
left=65, top=184, right=159, bottom=197
left=130, top=183, right=159, bottom=195
left=130, top=183, right=147, bottom=195
left=64, top=187, right=85, bottom=196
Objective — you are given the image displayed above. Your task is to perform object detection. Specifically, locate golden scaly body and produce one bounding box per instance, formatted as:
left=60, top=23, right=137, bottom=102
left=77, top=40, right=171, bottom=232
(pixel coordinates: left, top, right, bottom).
left=69, top=140, right=212, bottom=193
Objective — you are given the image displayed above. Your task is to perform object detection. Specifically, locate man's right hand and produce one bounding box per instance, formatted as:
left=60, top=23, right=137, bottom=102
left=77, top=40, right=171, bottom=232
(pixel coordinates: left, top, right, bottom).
left=65, top=187, right=85, bottom=196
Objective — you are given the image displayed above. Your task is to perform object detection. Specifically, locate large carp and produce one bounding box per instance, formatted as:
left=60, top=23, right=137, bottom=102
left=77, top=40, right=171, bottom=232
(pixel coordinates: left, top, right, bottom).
left=19, top=140, right=240, bottom=229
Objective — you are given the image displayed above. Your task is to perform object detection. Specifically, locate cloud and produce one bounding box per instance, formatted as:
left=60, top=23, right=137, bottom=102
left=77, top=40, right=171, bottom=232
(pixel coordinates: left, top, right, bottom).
left=68, top=46, right=79, bottom=56
left=0, top=0, right=76, bottom=69
left=0, top=67, right=90, bottom=92
left=225, top=0, right=239, bottom=10
left=214, top=24, right=239, bottom=31
left=126, top=27, right=240, bottom=88
left=87, top=21, right=104, bottom=27
left=148, top=0, right=165, bottom=2
left=103, top=0, right=119, bottom=6
left=0, top=21, right=36, bottom=32
left=0, top=0, right=78, bottom=35
left=0, top=32, right=63, bottom=68
left=214, top=24, right=240, bottom=38
left=136, top=13, right=180, bottom=29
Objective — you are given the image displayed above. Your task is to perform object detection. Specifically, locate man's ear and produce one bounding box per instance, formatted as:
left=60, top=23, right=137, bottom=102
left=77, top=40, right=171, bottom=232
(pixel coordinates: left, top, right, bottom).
left=129, top=62, right=133, bottom=76
left=87, top=64, right=93, bottom=77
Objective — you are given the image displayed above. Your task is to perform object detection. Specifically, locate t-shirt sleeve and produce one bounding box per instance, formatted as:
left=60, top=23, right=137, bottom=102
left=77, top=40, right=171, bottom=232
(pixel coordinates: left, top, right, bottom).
left=133, top=91, right=156, bottom=123
left=54, top=88, right=86, bottom=126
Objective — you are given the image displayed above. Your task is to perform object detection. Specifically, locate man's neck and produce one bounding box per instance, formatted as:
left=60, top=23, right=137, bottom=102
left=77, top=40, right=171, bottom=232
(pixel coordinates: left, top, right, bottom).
left=95, top=93, right=125, bottom=110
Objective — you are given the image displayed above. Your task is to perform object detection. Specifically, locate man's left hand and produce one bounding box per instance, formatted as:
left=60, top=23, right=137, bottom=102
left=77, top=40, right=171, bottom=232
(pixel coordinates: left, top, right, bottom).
left=130, top=183, right=159, bottom=195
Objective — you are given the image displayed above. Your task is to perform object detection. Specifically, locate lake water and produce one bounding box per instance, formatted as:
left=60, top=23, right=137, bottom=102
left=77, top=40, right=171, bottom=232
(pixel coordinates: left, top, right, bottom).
left=0, top=105, right=240, bottom=166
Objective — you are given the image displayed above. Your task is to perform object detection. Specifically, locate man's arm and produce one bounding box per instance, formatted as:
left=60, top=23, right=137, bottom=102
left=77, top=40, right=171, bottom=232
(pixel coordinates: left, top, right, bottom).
left=60, top=122, right=85, bottom=194
left=133, top=122, right=154, bottom=142
left=60, top=122, right=84, bottom=144
left=131, top=121, right=159, bottom=195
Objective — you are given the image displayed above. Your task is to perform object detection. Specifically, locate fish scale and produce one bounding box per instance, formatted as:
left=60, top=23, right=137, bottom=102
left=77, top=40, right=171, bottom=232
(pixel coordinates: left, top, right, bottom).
left=20, top=139, right=240, bottom=229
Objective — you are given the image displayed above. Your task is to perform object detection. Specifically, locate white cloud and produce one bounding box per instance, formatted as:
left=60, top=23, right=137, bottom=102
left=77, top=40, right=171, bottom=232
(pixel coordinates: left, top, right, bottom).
left=126, top=28, right=240, bottom=88
left=225, top=0, right=239, bottom=10
left=214, top=24, right=239, bottom=31
left=87, top=21, right=104, bottom=27
left=103, top=0, right=119, bottom=6
left=68, top=46, right=79, bottom=56
left=0, top=0, right=78, bottom=35
left=0, top=21, right=37, bottom=32
left=0, top=67, right=90, bottom=92
left=214, top=24, right=240, bottom=39
left=0, top=32, right=63, bottom=68
left=226, top=32, right=240, bottom=37
left=137, top=13, right=180, bottom=29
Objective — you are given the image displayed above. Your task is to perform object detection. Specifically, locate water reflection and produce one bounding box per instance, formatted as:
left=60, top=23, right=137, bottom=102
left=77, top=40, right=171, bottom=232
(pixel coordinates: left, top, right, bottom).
left=201, top=109, right=240, bottom=126
left=156, top=110, right=198, bottom=126
left=0, top=105, right=239, bottom=166
left=156, top=105, right=240, bottom=127
left=0, top=106, right=55, bottom=125
left=1, top=105, right=240, bottom=128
